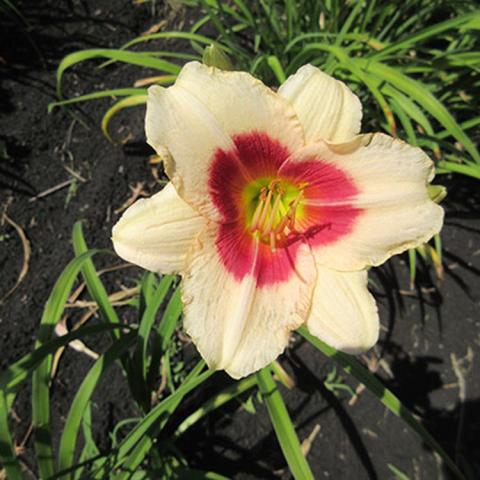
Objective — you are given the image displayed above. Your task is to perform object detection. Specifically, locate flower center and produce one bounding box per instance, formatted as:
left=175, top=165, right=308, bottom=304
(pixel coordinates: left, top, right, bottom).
left=246, top=179, right=306, bottom=252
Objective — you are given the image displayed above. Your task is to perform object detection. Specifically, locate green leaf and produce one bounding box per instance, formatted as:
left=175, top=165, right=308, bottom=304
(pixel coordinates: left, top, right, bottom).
left=157, top=287, right=183, bottom=353
left=72, top=222, right=122, bottom=338
left=100, top=95, right=148, bottom=143
left=48, top=88, right=146, bottom=113
left=132, top=275, right=174, bottom=408
left=148, top=285, right=184, bottom=387
left=436, top=161, right=480, bottom=180
left=175, top=375, right=257, bottom=436
left=119, top=31, right=229, bottom=52
left=355, top=60, right=480, bottom=163
left=57, top=49, right=181, bottom=97
left=71, top=222, right=138, bottom=406
left=372, top=12, right=480, bottom=61
left=388, top=463, right=410, bottom=480
left=31, top=249, right=104, bottom=479
left=0, top=323, right=130, bottom=392
left=408, top=248, right=417, bottom=290
left=266, top=55, right=286, bottom=84
left=57, top=332, right=137, bottom=473
left=106, top=363, right=213, bottom=477
left=299, top=327, right=465, bottom=480
left=173, top=468, right=230, bottom=479
left=256, top=367, right=314, bottom=480
left=0, top=392, right=24, bottom=480
left=75, top=403, right=101, bottom=479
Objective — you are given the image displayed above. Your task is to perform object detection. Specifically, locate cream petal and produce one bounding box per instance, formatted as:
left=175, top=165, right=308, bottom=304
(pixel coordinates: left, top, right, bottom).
left=112, top=182, right=206, bottom=274
left=181, top=224, right=316, bottom=379
left=288, top=133, right=444, bottom=271
left=278, top=64, right=362, bottom=143
left=306, top=266, right=379, bottom=354
left=145, top=61, right=304, bottom=221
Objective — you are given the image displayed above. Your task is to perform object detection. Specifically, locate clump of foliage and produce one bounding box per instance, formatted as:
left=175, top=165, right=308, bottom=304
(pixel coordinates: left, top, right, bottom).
left=2, top=1, right=478, bottom=478
left=52, top=0, right=480, bottom=180
left=0, top=224, right=464, bottom=479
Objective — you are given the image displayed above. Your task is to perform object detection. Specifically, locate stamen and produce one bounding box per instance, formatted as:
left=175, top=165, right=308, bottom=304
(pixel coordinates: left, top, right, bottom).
left=269, top=232, right=276, bottom=252
left=250, top=187, right=267, bottom=231
left=263, top=192, right=282, bottom=234
left=257, top=185, right=274, bottom=228
left=248, top=179, right=305, bottom=251
left=274, top=212, right=290, bottom=235
left=288, top=208, right=298, bottom=233
left=286, top=193, right=303, bottom=233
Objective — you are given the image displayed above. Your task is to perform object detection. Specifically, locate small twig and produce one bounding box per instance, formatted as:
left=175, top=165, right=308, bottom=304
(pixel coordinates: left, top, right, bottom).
left=67, top=263, right=135, bottom=304
left=63, top=164, right=86, bottom=183
left=1, top=214, right=31, bottom=303
left=451, top=349, right=473, bottom=463
left=18, top=424, right=33, bottom=451
left=114, top=182, right=149, bottom=214
left=140, top=19, right=167, bottom=36
left=66, top=286, right=139, bottom=308
left=29, top=179, right=73, bottom=202
left=271, top=360, right=295, bottom=389
left=55, top=320, right=99, bottom=360
left=349, top=353, right=383, bottom=406
left=301, top=424, right=321, bottom=456
left=151, top=361, right=168, bottom=406
left=51, top=308, right=99, bottom=378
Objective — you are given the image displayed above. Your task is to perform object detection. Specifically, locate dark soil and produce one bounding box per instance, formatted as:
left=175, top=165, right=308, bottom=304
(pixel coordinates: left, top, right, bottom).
left=1, top=1, right=479, bottom=479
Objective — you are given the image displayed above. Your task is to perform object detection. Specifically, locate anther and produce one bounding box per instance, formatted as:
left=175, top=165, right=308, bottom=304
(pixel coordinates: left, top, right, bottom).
left=268, top=179, right=280, bottom=191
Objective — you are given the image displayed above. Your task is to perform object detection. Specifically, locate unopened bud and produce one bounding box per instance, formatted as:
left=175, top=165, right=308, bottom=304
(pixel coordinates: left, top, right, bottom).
left=427, top=185, right=447, bottom=204
left=202, top=44, right=233, bottom=71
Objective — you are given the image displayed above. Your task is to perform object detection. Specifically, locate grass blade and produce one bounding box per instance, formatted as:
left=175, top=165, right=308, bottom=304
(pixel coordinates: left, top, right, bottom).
left=372, top=12, right=480, bottom=61
left=266, top=55, right=286, bottom=84
left=57, top=332, right=137, bottom=473
left=72, top=222, right=141, bottom=407
left=175, top=375, right=257, bottom=436
left=1, top=324, right=130, bottom=392
left=134, top=275, right=174, bottom=379
left=131, top=275, right=174, bottom=409
left=436, top=161, right=480, bottom=180
left=256, top=367, right=314, bottom=480
left=147, top=285, right=183, bottom=388
left=56, top=50, right=181, bottom=97
left=100, top=95, right=148, bottom=142
left=113, top=361, right=207, bottom=479
left=47, top=88, right=146, bottom=113
left=356, top=60, right=480, bottom=162
left=72, top=222, right=122, bottom=337
left=157, top=286, right=183, bottom=353
left=31, top=249, right=104, bottom=479
left=108, top=363, right=213, bottom=476
left=299, top=326, right=465, bottom=480
left=0, top=392, right=24, bottom=480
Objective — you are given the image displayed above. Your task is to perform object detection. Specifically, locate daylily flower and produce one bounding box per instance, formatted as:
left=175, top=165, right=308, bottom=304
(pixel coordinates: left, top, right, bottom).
left=112, top=62, right=443, bottom=379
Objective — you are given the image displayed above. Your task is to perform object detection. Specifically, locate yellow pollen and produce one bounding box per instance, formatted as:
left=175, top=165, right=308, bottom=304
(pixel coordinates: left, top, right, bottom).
left=249, top=179, right=305, bottom=252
